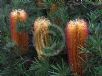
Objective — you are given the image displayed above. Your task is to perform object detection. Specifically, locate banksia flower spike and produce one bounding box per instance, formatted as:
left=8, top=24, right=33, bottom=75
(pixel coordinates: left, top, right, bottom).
left=34, top=17, right=51, bottom=59
left=10, top=9, right=29, bottom=55
left=65, top=19, right=89, bottom=76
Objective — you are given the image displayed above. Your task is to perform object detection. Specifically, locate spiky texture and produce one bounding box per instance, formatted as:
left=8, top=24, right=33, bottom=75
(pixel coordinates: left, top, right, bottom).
left=65, top=19, right=89, bottom=76
left=34, top=17, right=51, bottom=59
left=10, top=9, right=29, bottom=55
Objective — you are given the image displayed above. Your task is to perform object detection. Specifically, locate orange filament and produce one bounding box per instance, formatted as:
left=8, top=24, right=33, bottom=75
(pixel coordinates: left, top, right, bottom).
left=65, top=19, right=89, bottom=76
left=10, top=9, right=29, bottom=55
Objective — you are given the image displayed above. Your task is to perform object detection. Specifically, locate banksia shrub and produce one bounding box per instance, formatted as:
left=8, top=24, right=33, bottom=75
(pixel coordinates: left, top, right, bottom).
left=65, top=19, right=89, bottom=76
left=10, top=9, right=29, bottom=55
left=33, top=17, right=51, bottom=59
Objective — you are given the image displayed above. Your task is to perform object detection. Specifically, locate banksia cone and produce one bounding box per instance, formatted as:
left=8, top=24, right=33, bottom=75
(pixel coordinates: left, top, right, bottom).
left=50, top=3, right=58, bottom=14
left=10, top=9, right=29, bottom=55
left=49, top=0, right=64, bottom=14
left=36, top=0, right=46, bottom=8
left=65, top=19, right=89, bottom=76
left=34, top=17, right=51, bottom=59
left=49, top=3, right=64, bottom=26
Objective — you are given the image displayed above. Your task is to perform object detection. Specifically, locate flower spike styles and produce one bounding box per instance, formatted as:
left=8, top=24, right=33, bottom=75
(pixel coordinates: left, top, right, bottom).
left=65, top=19, right=89, bottom=76
left=10, top=9, right=29, bottom=55
left=34, top=17, right=51, bottom=59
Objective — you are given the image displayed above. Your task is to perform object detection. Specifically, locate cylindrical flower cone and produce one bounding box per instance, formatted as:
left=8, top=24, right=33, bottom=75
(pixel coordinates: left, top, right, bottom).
left=36, top=0, right=46, bottom=9
left=49, top=3, right=58, bottom=14
left=33, top=17, right=51, bottom=59
left=65, top=19, right=89, bottom=76
left=49, top=0, right=65, bottom=14
left=49, top=3, right=64, bottom=26
left=10, top=9, right=29, bottom=55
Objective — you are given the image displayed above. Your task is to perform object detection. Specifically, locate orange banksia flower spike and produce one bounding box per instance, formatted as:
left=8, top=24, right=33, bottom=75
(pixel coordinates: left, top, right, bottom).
left=65, top=19, right=89, bottom=76
left=10, top=9, right=29, bottom=55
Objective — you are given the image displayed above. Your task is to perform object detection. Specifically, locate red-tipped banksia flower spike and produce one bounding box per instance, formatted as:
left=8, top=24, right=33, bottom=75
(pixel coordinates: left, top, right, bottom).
left=34, top=17, right=51, bottom=59
left=10, top=9, right=29, bottom=55
left=65, top=19, right=89, bottom=76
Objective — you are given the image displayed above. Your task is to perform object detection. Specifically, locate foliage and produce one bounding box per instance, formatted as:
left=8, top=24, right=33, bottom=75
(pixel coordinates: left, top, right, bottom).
left=30, top=59, right=50, bottom=76
left=49, top=60, right=71, bottom=76
left=0, top=0, right=102, bottom=76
